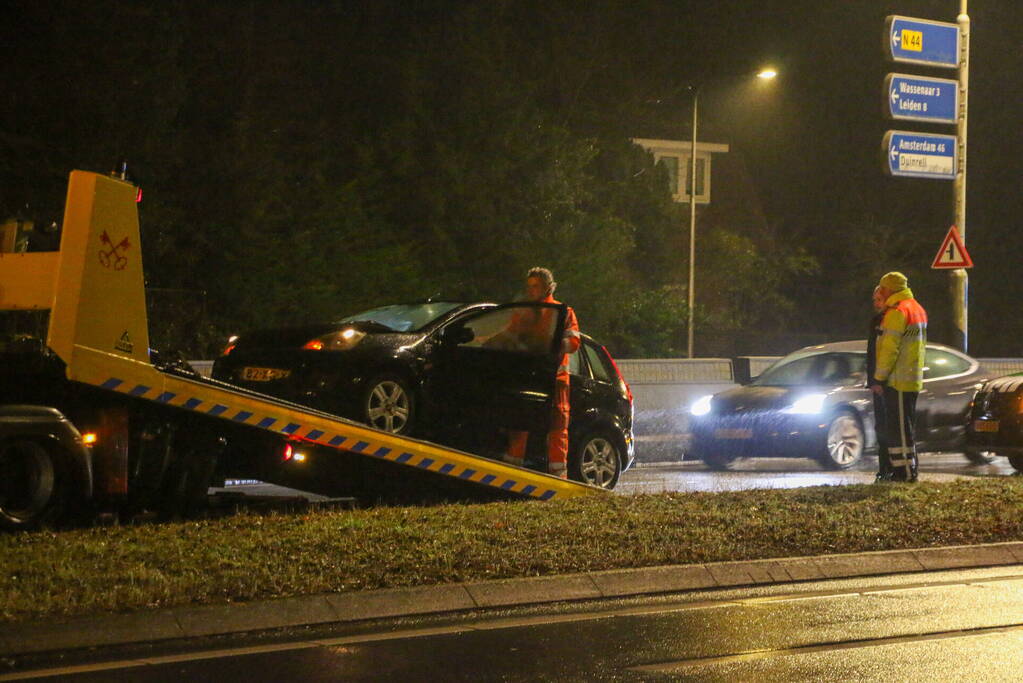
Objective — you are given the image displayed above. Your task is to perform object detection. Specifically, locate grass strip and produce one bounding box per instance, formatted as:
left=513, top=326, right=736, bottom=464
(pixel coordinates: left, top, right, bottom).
left=3, top=478, right=1023, bottom=622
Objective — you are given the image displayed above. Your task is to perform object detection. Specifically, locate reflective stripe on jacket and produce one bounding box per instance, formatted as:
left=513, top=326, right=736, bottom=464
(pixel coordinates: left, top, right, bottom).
left=545, top=294, right=579, bottom=381
left=874, top=288, right=927, bottom=392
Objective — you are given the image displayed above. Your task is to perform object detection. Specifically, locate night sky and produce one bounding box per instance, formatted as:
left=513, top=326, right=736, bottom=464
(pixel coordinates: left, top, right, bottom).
left=690, top=0, right=1023, bottom=353
left=2, top=1, right=1021, bottom=355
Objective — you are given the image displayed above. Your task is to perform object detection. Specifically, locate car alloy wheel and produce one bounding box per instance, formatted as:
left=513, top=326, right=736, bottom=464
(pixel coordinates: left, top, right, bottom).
left=823, top=411, right=863, bottom=469
left=364, top=376, right=413, bottom=435
left=576, top=434, right=621, bottom=489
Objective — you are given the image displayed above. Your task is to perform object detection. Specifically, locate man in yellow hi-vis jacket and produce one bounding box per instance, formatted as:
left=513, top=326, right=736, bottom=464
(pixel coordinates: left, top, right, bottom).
left=871, top=271, right=928, bottom=482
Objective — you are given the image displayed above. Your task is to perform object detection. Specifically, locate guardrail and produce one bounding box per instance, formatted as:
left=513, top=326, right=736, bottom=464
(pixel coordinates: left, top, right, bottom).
left=978, top=359, right=1023, bottom=376
left=189, top=360, right=214, bottom=377
left=615, top=358, right=739, bottom=462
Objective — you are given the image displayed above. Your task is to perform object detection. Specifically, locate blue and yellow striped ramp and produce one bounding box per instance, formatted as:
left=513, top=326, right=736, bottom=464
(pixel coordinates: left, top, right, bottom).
left=68, top=347, right=604, bottom=501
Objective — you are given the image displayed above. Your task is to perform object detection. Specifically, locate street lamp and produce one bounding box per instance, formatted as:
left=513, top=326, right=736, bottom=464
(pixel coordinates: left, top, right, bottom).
left=686, top=68, right=777, bottom=359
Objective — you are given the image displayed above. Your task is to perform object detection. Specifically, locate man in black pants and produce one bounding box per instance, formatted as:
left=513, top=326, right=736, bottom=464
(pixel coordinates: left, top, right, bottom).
left=871, top=272, right=928, bottom=482
left=868, top=286, right=890, bottom=481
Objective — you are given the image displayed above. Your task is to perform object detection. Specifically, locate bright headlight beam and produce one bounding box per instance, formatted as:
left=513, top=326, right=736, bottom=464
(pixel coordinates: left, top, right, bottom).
left=690, top=394, right=713, bottom=416
left=784, top=393, right=828, bottom=414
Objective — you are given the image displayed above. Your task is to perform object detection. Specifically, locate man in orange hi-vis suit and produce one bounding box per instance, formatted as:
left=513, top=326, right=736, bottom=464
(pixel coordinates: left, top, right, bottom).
left=504, top=267, right=580, bottom=478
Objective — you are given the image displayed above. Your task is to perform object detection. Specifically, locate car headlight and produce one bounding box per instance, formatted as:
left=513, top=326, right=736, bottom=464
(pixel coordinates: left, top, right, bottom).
left=690, top=394, right=714, bottom=417
left=783, top=393, right=827, bottom=414
left=303, top=327, right=366, bottom=351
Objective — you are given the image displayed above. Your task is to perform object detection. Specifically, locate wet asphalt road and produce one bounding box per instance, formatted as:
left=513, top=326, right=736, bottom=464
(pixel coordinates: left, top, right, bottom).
left=617, top=452, right=1018, bottom=495
left=14, top=565, right=1023, bottom=682
left=6, top=456, right=1021, bottom=680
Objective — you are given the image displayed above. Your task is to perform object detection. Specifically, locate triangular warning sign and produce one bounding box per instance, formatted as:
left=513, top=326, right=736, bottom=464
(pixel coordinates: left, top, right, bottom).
left=931, top=225, right=973, bottom=269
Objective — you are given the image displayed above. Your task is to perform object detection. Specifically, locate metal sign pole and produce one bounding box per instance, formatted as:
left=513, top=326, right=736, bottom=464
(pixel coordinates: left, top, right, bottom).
left=687, top=89, right=698, bottom=359
left=952, top=0, right=969, bottom=351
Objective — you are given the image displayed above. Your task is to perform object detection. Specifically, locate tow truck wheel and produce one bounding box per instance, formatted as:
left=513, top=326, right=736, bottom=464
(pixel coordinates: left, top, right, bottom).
left=0, top=438, right=66, bottom=531
left=571, top=431, right=621, bottom=489
left=362, top=374, right=415, bottom=435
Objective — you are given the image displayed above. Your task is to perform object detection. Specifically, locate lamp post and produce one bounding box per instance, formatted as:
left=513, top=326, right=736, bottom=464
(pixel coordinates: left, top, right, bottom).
left=685, top=68, right=776, bottom=359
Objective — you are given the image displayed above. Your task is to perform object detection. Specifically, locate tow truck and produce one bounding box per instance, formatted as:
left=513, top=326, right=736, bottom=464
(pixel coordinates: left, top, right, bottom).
left=0, top=170, right=603, bottom=529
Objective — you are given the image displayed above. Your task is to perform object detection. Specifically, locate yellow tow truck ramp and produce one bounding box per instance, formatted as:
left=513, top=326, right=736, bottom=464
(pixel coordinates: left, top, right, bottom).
left=1, top=170, right=602, bottom=503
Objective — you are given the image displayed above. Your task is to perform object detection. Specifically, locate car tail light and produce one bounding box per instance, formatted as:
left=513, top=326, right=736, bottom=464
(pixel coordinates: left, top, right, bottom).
left=280, top=441, right=307, bottom=463
left=221, top=335, right=239, bottom=356
left=603, top=345, right=633, bottom=404
left=303, top=327, right=365, bottom=351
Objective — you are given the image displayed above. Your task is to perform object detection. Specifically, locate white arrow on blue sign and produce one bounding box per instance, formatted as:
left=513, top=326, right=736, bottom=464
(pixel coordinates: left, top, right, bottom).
left=885, top=74, right=958, bottom=124
left=883, top=131, right=957, bottom=180
left=885, top=15, right=959, bottom=68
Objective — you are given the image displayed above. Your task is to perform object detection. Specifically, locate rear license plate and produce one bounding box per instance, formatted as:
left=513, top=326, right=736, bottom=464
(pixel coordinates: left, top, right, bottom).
left=973, top=419, right=999, bottom=433
left=714, top=428, right=753, bottom=439
left=240, top=367, right=291, bottom=382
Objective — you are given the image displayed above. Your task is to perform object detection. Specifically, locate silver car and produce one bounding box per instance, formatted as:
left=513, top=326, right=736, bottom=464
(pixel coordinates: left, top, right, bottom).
left=688, top=340, right=991, bottom=470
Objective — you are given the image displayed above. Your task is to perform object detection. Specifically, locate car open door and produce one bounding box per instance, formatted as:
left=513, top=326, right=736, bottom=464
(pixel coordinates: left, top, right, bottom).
left=427, top=302, right=565, bottom=458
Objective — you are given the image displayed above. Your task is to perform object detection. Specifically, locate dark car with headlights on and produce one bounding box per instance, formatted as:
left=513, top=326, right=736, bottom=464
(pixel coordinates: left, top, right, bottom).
left=212, top=301, right=634, bottom=488
left=688, top=340, right=990, bottom=470
left=966, top=372, right=1023, bottom=471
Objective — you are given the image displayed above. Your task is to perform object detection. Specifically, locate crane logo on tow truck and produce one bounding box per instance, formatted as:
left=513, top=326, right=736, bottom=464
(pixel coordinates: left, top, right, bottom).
left=98, top=230, right=130, bottom=270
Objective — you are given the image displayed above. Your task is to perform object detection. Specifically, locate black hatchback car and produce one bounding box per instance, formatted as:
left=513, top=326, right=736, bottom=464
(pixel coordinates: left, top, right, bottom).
left=213, top=301, right=634, bottom=488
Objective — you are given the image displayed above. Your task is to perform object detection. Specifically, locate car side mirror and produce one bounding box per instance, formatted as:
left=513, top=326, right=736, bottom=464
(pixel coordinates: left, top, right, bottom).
left=441, top=325, right=474, bottom=344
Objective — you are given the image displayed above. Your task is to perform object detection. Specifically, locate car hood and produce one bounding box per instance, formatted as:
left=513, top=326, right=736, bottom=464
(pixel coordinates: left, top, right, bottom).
left=710, top=385, right=840, bottom=413
left=232, top=321, right=404, bottom=350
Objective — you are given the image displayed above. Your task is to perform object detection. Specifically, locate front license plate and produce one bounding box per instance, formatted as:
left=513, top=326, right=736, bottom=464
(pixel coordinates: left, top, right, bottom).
left=241, top=367, right=291, bottom=382
left=714, top=428, right=753, bottom=439
left=974, top=419, right=1000, bottom=433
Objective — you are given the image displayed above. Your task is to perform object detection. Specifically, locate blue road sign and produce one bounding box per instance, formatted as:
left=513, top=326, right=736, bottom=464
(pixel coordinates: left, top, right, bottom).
left=885, top=74, right=958, bottom=124
left=885, top=15, right=959, bottom=68
left=883, top=131, right=957, bottom=180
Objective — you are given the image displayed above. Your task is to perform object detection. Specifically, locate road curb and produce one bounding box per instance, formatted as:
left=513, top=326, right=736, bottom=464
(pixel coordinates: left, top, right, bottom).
left=4, top=541, right=1023, bottom=658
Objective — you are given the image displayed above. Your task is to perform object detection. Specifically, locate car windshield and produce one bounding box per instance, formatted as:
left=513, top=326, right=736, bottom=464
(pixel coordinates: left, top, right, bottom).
left=336, top=302, right=463, bottom=333
left=753, top=351, right=866, bottom=387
